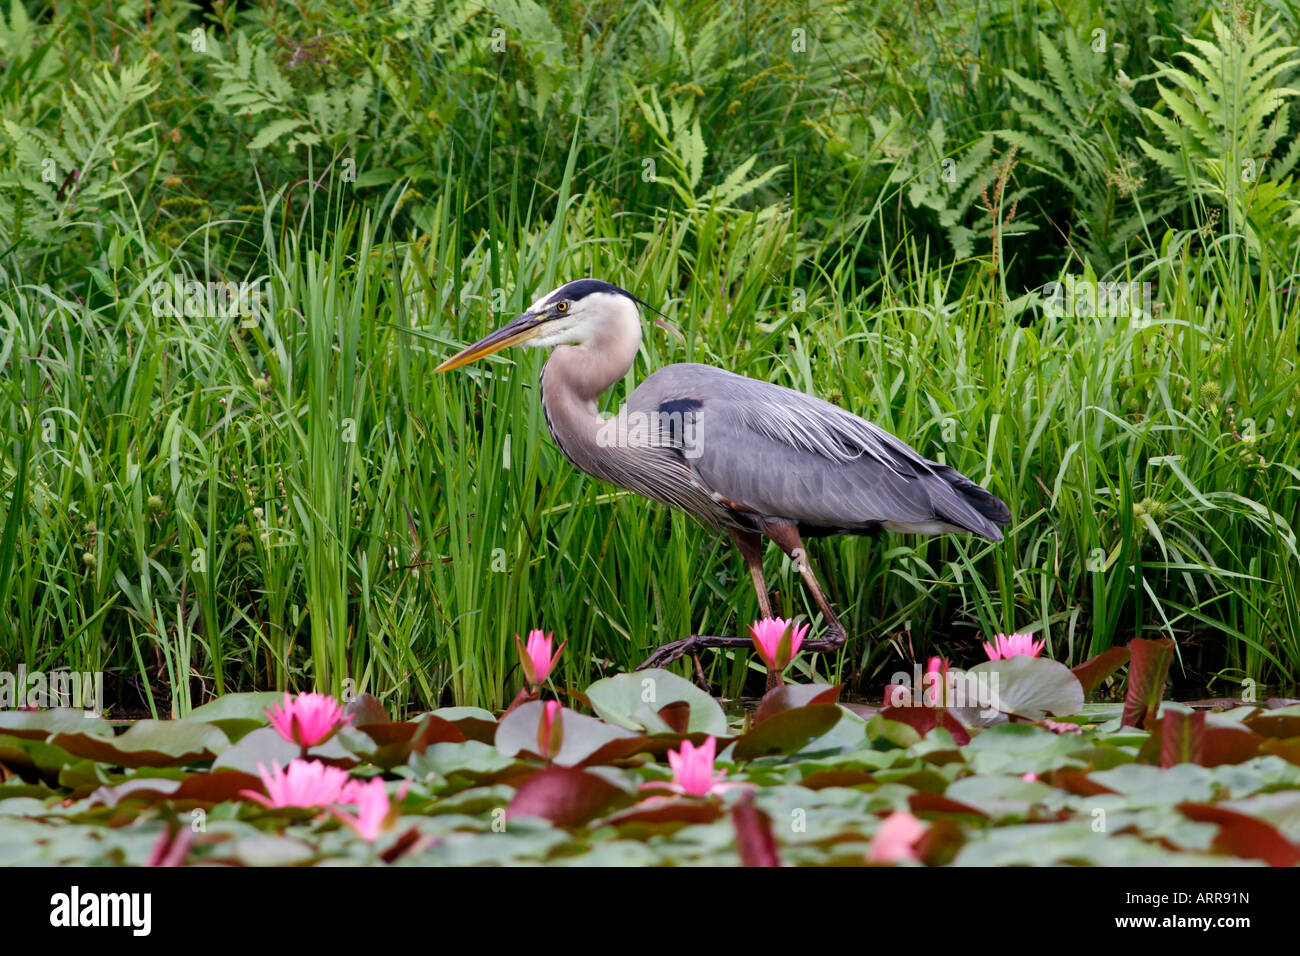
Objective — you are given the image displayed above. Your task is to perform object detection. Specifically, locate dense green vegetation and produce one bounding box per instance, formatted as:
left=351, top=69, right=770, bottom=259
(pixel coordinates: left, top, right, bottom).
left=1, top=0, right=1298, bottom=715
left=6, top=680, right=1300, bottom=867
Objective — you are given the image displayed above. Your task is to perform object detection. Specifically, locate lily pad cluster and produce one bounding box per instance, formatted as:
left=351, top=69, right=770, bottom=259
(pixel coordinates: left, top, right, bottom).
left=1, top=641, right=1299, bottom=866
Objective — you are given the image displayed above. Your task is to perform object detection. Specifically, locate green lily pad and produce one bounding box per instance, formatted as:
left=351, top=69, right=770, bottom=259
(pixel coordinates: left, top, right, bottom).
left=49, top=721, right=229, bottom=768
left=495, top=701, right=644, bottom=766
left=0, top=709, right=115, bottom=741
left=88, top=769, right=264, bottom=808
left=187, top=692, right=281, bottom=723
left=210, top=726, right=355, bottom=774
left=432, top=707, right=498, bottom=744
left=967, top=656, right=1085, bottom=720
left=585, top=669, right=727, bottom=736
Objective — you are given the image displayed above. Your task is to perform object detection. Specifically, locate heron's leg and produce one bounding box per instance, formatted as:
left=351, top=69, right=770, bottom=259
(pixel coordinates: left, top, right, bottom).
left=730, top=528, right=780, bottom=691
left=731, top=528, right=774, bottom=619
left=794, top=562, right=848, bottom=653
left=764, top=523, right=847, bottom=654
left=639, top=634, right=754, bottom=670
left=637, top=527, right=770, bottom=676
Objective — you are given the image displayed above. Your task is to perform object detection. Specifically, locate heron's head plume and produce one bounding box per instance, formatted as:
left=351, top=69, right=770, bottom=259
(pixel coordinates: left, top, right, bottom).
left=435, top=279, right=676, bottom=372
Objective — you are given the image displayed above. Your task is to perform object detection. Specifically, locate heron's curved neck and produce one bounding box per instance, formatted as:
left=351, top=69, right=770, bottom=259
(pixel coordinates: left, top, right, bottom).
left=541, top=299, right=642, bottom=402
left=538, top=305, right=641, bottom=468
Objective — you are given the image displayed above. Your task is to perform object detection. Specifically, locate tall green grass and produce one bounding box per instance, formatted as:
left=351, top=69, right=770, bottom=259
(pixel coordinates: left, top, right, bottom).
left=0, top=0, right=1297, bottom=713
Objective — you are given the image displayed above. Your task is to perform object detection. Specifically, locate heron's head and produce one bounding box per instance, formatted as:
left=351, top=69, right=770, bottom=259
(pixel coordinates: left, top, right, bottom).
left=435, top=279, right=646, bottom=373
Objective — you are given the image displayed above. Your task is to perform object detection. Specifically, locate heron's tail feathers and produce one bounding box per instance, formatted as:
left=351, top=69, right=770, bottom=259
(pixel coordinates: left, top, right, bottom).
left=931, top=465, right=1012, bottom=541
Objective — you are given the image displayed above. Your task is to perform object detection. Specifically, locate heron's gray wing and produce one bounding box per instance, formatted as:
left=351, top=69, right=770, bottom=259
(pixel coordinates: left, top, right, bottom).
left=627, top=363, right=1009, bottom=539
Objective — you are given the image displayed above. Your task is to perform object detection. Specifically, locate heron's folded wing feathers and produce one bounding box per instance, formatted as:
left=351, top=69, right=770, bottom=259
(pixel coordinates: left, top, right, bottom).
left=628, top=363, right=1007, bottom=538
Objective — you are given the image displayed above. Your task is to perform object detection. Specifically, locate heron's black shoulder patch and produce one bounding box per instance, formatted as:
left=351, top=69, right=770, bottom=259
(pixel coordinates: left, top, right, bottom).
left=553, top=278, right=634, bottom=303
left=657, top=397, right=703, bottom=416
left=655, top=397, right=704, bottom=456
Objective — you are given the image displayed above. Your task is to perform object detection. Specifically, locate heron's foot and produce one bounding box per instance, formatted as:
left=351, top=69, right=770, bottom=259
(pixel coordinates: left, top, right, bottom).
left=640, top=627, right=849, bottom=670
left=638, top=635, right=754, bottom=670
left=801, top=626, right=847, bottom=654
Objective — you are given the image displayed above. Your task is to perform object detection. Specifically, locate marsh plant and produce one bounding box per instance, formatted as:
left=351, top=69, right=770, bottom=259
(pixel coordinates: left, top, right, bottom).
left=0, top=0, right=1296, bottom=718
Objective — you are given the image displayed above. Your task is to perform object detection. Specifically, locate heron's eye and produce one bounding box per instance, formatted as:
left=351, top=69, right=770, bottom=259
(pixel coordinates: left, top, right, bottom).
left=555, top=301, right=568, bottom=313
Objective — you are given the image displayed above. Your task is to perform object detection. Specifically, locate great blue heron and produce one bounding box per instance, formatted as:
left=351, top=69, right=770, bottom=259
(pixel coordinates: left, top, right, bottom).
left=436, top=279, right=1010, bottom=682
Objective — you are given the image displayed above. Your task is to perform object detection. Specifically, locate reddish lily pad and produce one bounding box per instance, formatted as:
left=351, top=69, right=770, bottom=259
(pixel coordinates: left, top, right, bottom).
left=596, top=796, right=726, bottom=829
left=1243, top=705, right=1300, bottom=740
left=1160, top=708, right=1205, bottom=767
left=342, top=694, right=390, bottom=726
left=1122, top=638, right=1175, bottom=729
left=877, top=706, right=971, bottom=746
left=1071, top=647, right=1131, bottom=694
left=656, top=701, right=691, bottom=734
left=914, top=818, right=966, bottom=866
left=1178, top=802, right=1300, bottom=866
left=89, top=770, right=263, bottom=808
left=506, top=766, right=626, bottom=826
left=732, top=704, right=843, bottom=761
left=1200, top=727, right=1263, bottom=766
left=799, top=768, right=878, bottom=789
left=431, top=707, right=498, bottom=744
left=49, top=721, right=229, bottom=768
left=753, top=683, right=841, bottom=725
left=1049, top=770, right=1118, bottom=796
left=909, top=791, right=989, bottom=819
left=351, top=714, right=465, bottom=768
left=731, top=791, right=780, bottom=866
left=878, top=767, right=952, bottom=793
left=1138, top=711, right=1263, bottom=767
left=1259, top=737, right=1300, bottom=766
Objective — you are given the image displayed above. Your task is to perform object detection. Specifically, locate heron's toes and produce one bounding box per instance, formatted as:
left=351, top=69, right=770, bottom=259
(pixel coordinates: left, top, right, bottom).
left=638, top=637, right=698, bottom=670
left=804, top=628, right=848, bottom=653
left=640, top=634, right=760, bottom=670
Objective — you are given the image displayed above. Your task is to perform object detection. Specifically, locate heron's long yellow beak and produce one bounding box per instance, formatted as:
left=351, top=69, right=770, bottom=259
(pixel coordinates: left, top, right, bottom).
left=434, top=312, right=544, bottom=373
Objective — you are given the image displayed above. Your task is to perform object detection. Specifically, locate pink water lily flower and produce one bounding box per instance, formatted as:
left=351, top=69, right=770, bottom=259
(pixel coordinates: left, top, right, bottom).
left=983, top=632, right=1046, bottom=660
left=240, top=759, right=353, bottom=809
left=266, top=692, right=351, bottom=749
left=143, top=825, right=192, bottom=867
left=517, top=629, right=565, bottom=686
left=664, top=736, right=733, bottom=797
left=923, top=656, right=950, bottom=707
left=1041, top=719, right=1083, bottom=735
left=332, top=777, right=411, bottom=842
left=868, top=811, right=926, bottom=863
left=748, top=617, right=810, bottom=671
left=538, top=699, right=563, bottom=760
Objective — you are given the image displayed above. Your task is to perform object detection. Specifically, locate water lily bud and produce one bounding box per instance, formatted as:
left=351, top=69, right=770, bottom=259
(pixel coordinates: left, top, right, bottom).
left=538, top=700, right=563, bottom=760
